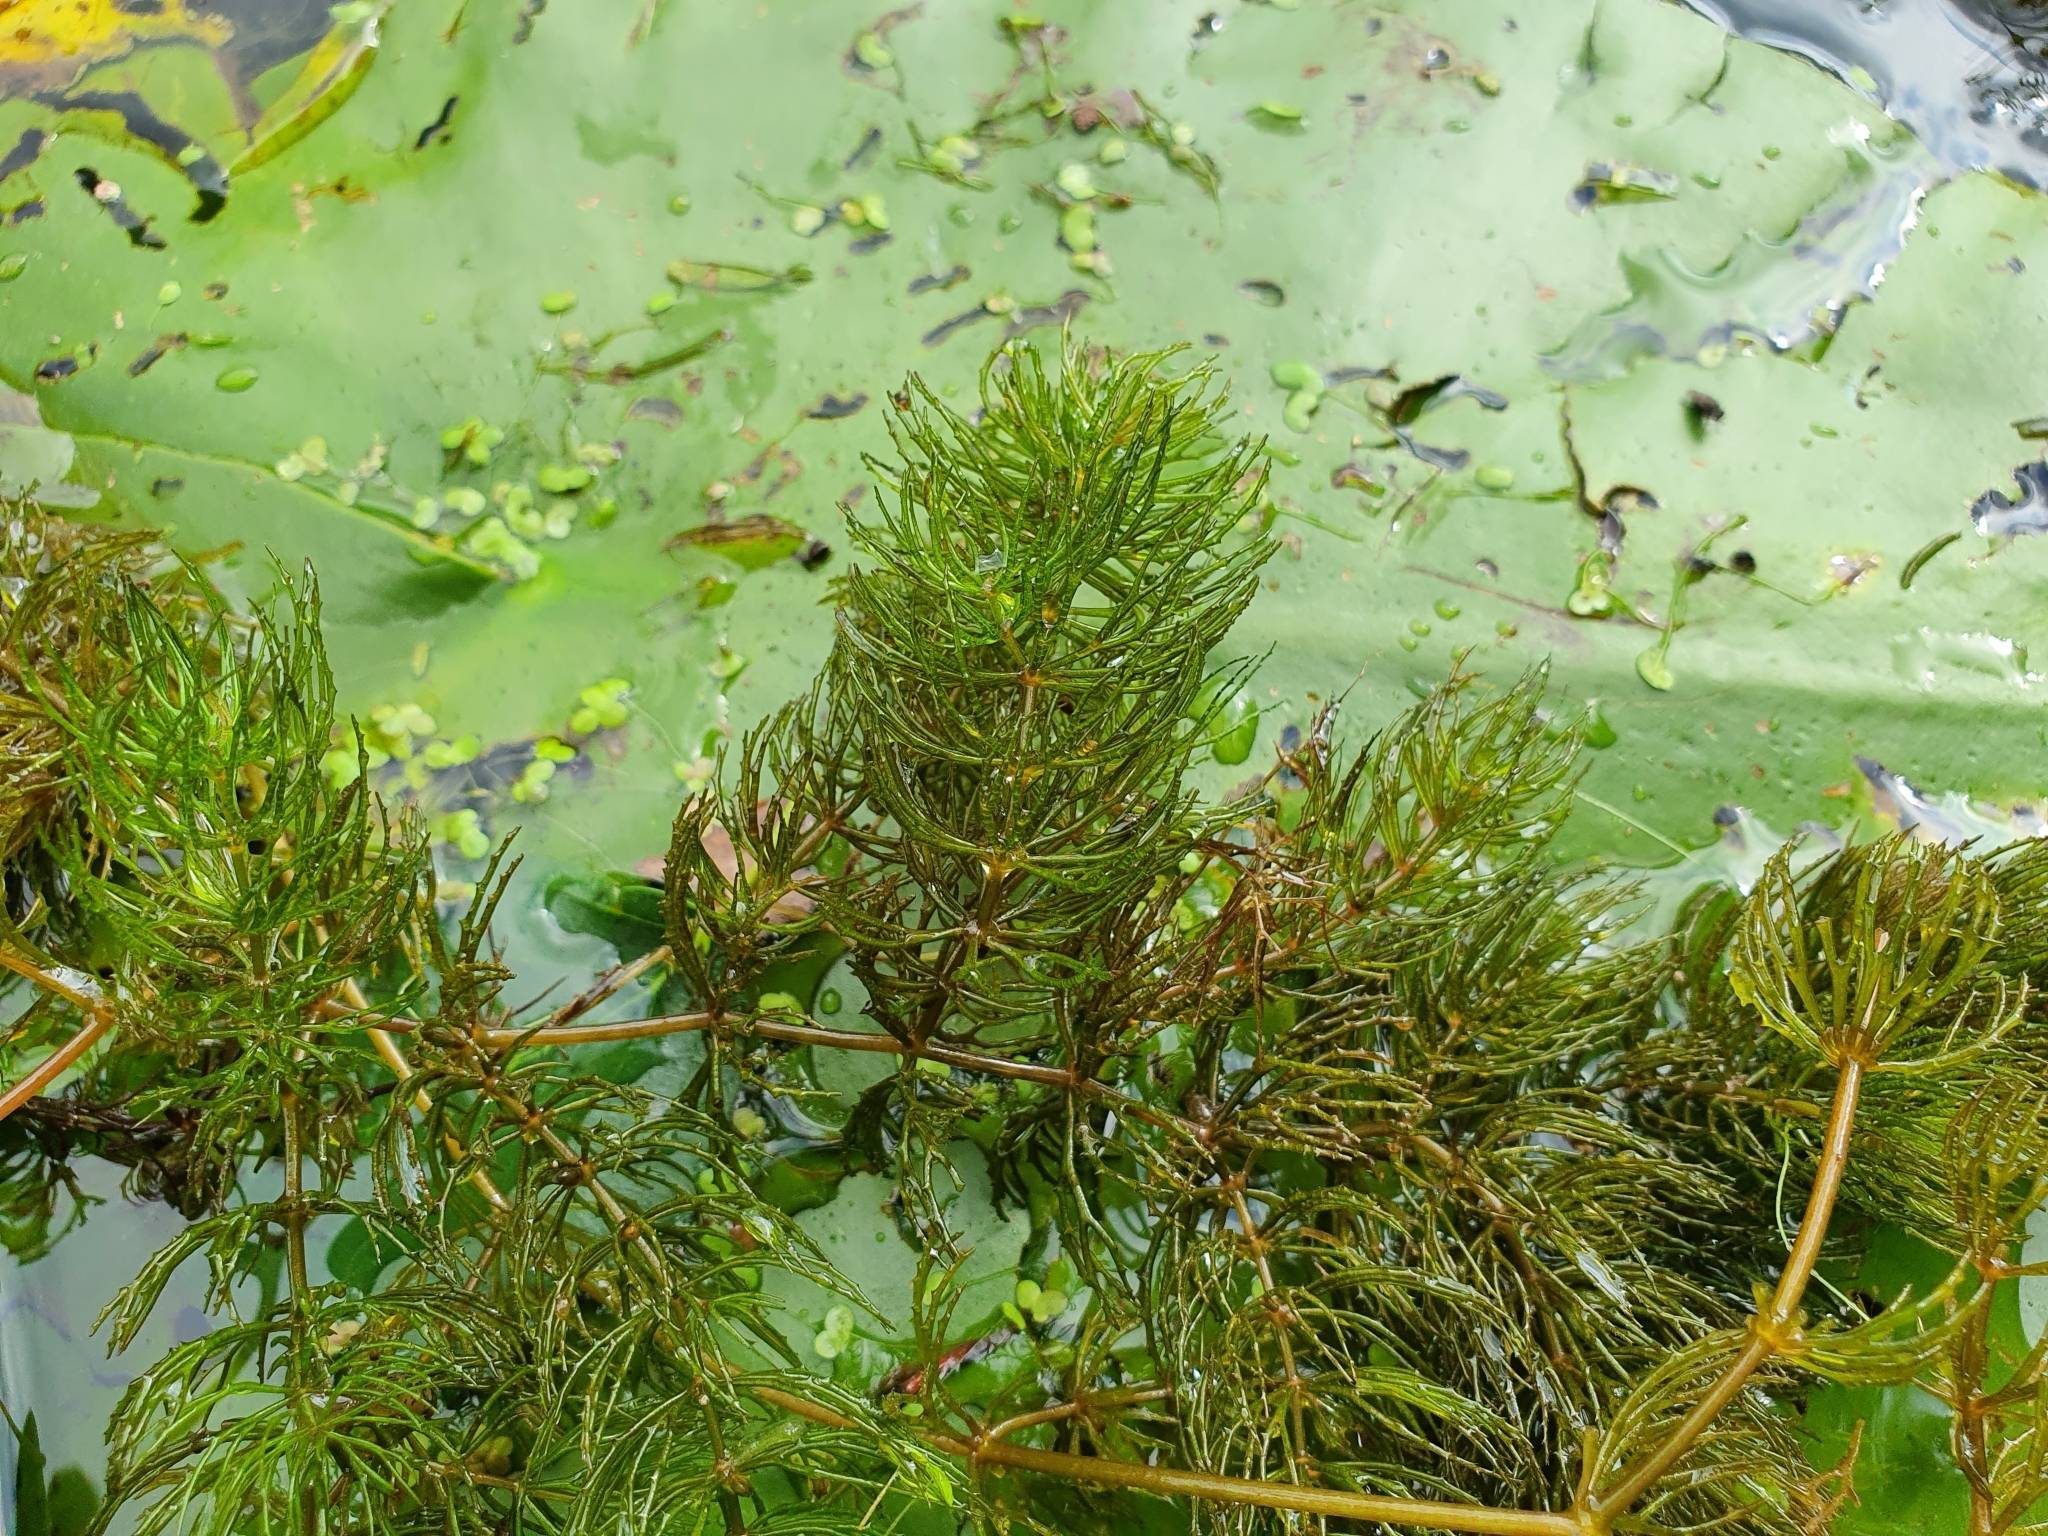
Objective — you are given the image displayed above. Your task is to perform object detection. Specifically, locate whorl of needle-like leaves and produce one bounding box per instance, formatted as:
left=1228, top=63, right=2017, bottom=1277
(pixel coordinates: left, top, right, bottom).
left=1733, top=836, right=2020, bottom=1072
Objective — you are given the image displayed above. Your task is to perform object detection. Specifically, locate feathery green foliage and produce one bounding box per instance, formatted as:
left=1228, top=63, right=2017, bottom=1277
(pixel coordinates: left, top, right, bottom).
left=4, top=344, right=2048, bottom=1535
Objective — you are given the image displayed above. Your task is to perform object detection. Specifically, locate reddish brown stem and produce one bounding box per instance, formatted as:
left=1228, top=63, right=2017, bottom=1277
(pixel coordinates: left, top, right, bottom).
left=0, top=950, right=116, bottom=1125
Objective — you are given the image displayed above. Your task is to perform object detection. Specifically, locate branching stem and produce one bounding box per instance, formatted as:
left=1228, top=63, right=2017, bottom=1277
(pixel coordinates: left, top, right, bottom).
left=748, top=1383, right=1584, bottom=1535
left=0, top=949, right=116, bottom=1124
left=1584, top=1055, right=1867, bottom=1523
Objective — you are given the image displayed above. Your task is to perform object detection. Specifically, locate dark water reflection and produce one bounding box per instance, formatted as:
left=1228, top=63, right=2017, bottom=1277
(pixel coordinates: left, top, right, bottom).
left=1691, top=0, right=2048, bottom=185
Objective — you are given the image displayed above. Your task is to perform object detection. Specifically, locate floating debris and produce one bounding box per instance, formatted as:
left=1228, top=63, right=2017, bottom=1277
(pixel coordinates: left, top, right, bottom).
left=127, top=332, right=188, bottom=377
left=1386, top=374, right=1508, bottom=424
left=627, top=397, right=684, bottom=428
left=1899, top=530, right=1960, bottom=589
left=666, top=258, right=813, bottom=293
left=908, top=264, right=969, bottom=294
left=1571, top=162, right=1679, bottom=210
left=415, top=96, right=458, bottom=150
left=76, top=167, right=163, bottom=248
left=806, top=392, right=868, bottom=420
left=668, top=513, right=811, bottom=569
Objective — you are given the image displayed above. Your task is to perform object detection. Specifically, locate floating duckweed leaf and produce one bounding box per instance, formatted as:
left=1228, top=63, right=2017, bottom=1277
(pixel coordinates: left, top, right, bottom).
left=156, top=281, right=180, bottom=304
left=1636, top=645, right=1676, bottom=691
left=1098, top=137, right=1128, bottom=165
left=569, top=676, right=631, bottom=734
left=439, top=418, right=503, bottom=466
left=465, top=514, right=540, bottom=580
left=926, top=133, right=984, bottom=176
left=1475, top=464, right=1515, bottom=491
left=1580, top=700, right=1619, bottom=749
left=511, top=756, right=556, bottom=802
left=537, top=462, right=593, bottom=494
left=431, top=807, right=491, bottom=860
left=213, top=366, right=257, bottom=392
left=539, top=289, right=578, bottom=314
left=0, top=254, right=25, bottom=282
left=421, top=734, right=481, bottom=768
left=1250, top=100, right=1305, bottom=130
left=1188, top=675, right=1259, bottom=765
left=813, top=1303, right=855, bottom=1360
left=1055, top=162, right=1096, bottom=200
left=790, top=203, right=827, bottom=236
left=1059, top=203, right=1096, bottom=253
left=851, top=30, right=892, bottom=69
left=1568, top=552, right=1616, bottom=618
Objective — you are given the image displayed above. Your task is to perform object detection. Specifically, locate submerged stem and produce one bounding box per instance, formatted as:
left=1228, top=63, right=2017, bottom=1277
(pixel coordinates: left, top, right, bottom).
left=0, top=950, right=117, bottom=1125
left=280, top=1090, right=319, bottom=1536
left=1587, top=1056, right=1866, bottom=1522
left=748, top=1383, right=1584, bottom=1536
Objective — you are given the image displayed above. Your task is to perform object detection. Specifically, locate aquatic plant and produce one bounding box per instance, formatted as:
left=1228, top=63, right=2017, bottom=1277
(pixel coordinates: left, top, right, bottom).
left=4, top=348, right=2048, bottom=1535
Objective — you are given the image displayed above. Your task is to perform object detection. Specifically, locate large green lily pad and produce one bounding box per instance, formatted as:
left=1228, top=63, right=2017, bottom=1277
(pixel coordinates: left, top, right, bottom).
left=4, top=0, right=2043, bottom=892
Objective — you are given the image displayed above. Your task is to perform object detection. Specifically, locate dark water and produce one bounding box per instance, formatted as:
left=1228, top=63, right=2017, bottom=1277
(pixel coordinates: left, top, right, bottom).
left=1689, top=0, right=2048, bottom=184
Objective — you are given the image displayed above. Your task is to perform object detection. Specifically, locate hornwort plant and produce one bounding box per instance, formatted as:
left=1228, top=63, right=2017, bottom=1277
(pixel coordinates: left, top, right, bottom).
left=4, top=344, right=2048, bottom=1535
